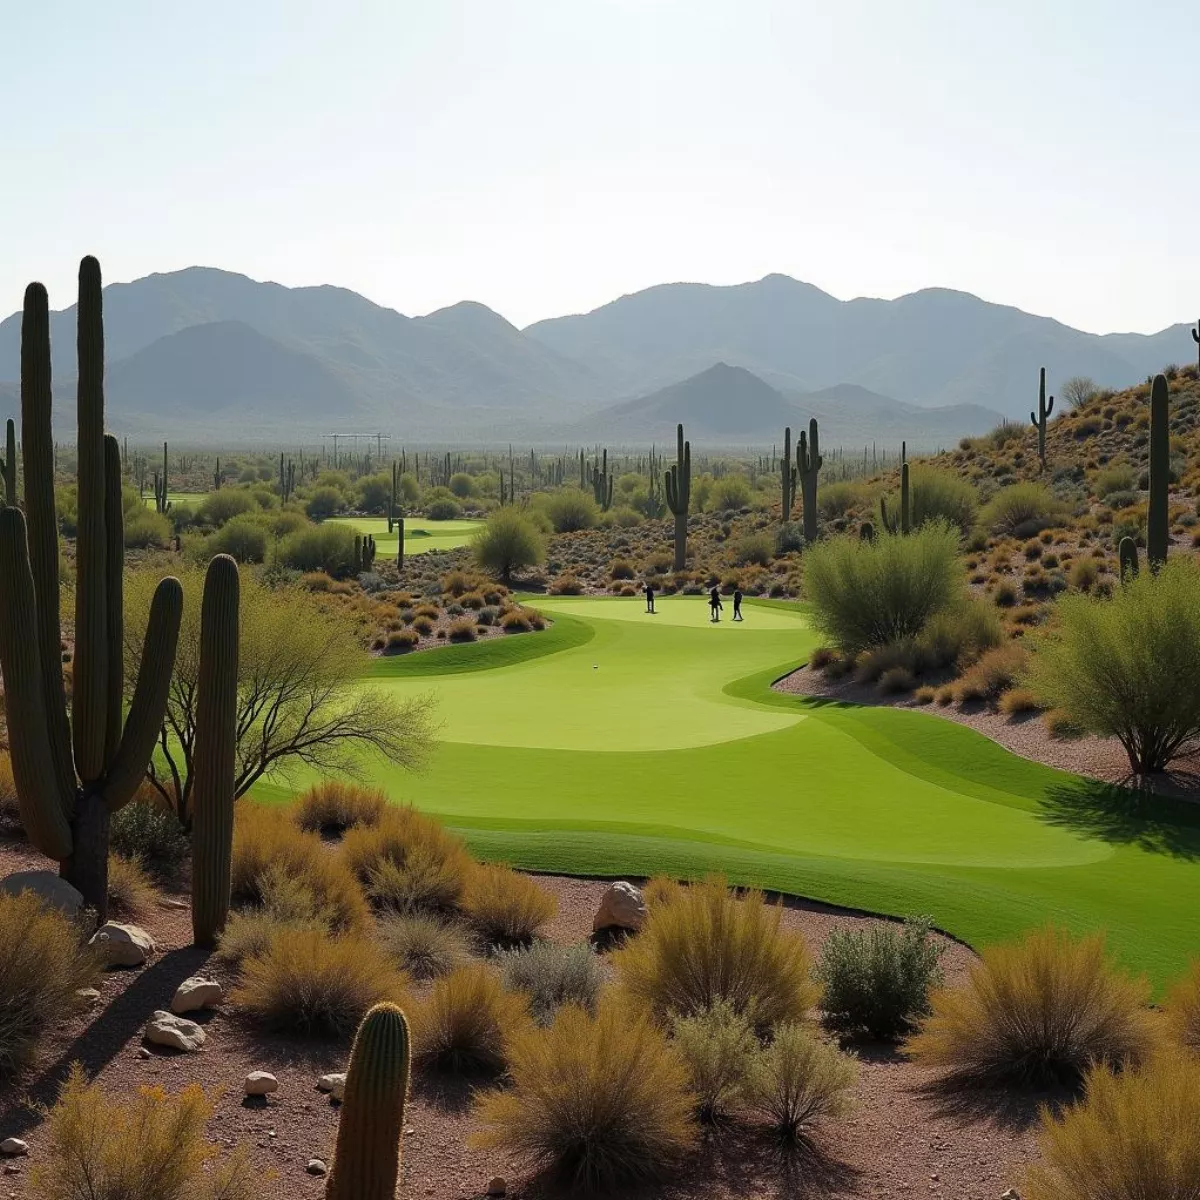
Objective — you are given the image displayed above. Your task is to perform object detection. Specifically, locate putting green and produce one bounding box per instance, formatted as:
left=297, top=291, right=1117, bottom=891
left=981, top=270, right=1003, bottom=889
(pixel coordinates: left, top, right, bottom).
left=143, top=491, right=206, bottom=508
left=327, top=516, right=484, bottom=555
left=258, top=596, right=1200, bottom=989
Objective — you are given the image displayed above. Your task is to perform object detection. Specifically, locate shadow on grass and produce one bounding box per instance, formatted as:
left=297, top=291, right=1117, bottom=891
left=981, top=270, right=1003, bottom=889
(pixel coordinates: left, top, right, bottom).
left=1038, top=778, right=1200, bottom=861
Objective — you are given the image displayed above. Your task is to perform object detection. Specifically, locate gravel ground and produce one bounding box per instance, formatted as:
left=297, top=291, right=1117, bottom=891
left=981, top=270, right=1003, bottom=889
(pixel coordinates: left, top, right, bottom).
left=0, top=839, right=1043, bottom=1200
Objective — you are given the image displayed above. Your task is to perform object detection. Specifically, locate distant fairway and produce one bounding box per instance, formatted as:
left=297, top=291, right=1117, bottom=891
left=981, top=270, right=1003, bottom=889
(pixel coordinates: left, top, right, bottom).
left=256, top=594, right=1200, bottom=990
left=327, top=516, right=484, bottom=555
left=143, top=491, right=206, bottom=508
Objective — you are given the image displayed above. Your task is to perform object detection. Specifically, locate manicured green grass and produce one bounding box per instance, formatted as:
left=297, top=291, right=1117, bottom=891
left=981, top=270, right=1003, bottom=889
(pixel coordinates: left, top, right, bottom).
left=143, top=491, right=206, bottom=508
left=256, top=595, right=1200, bottom=990
left=327, top=516, right=484, bottom=556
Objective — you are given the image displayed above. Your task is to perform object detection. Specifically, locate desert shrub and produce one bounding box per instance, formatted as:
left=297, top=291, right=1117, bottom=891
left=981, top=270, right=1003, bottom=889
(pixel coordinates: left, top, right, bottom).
left=803, top=523, right=960, bottom=655
left=643, top=874, right=684, bottom=910
left=427, top=497, right=462, bottom=520
left=669, top=1000, right=758, bottom=1122
left=609, top=557, right=635, bottom=580
left=109, top=792, right=191, bottom=881
left=816, top=918, right=944, bottom=1040
left=304, top=485, right=344, bottom=521
left=274, top=521, right=357, bottom=577
left=216, top=868, right=337, bottom=967
left=708, top=474, right=751, bottom=512
left=1028, top=557, right=1200, bottom=773
left=124, top=507, right=172, bottom=549
left=547, top=574, right=584, bottom=595
left=462, top=863, right=557, bottom=945
left=981, top=483, right=1067, bottom=537
left=199, top=488, right=258, bottom=526
left=375, top=912, right=473, bottom=981
left=410, top=963, right=531, bottom=1072
left=412, top=614, right=436, bottom=636
left=614, top=876, right=817, bottom=1031
left=28, top=1065, right=258, bottom=1200
left=774, top=522, right=805, bottom=555
left=447, top=471, right=477, bottom=498
left=1068, top=556, right=1099, bottom=590
left=0, top=751, right=17, bottom=831
left=292, top=781, right=386, bottom=836
left=474, top=508, right=546, bottom=581
left=904, top=926, right=1154, bottom=1086
left=1164, top=959, right=1200, bottom=1054
left=998, top=687, right=1040, bottom=715
left=473, top=1001, right=695, bottom=1192
left=0, top=892, right=99, bottom=1078
left=734, top=531, right=773, bottom=566
left=1024, top=1056, right=1200, bottom=1200
left=953, top=643, right=1029, bottom=704
left=232, top=927, right=409, bottom=1036
left=106, top=853, right=155, bottom=917
left=817, top=481, right=864, bottom=520
left=341, top=805, right=472, bottom=913
left=542, top=488, right=598, bottom=532
left=1093, top=463, right=1136, bottom=499
left=915, top=596, right=1002, bottom=668
left=500, top=608, right=534, bottom=632
left=206, top=513, right=268, bottom=563
left=747, top=1022, right=857, bottom=1141
left=882, top=467, right=978, bottom=535
left=447, top=616, right=479, bottom=642
left=498, top=941, right=606, bottom=1025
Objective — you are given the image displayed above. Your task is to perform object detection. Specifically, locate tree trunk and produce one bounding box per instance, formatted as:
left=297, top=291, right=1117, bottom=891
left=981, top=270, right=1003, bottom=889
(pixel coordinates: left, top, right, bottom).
left=673, top=512, right=687, bottom=572
left=61, top=788, right=110, bottom=921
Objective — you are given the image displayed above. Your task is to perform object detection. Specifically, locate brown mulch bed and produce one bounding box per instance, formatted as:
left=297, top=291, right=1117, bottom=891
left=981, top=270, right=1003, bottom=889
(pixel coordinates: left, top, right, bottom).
left=0, top=840, right=1043, bottom=1199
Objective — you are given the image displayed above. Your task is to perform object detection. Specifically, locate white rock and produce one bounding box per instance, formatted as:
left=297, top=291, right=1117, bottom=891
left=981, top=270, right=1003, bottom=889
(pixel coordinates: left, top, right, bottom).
left=171, top=976, right=223, bottom=1014
left=144, top=1010, right=206, bottom=1052
left=306, top=1159, right=328, bottom=1176
left=592, top=881, right=647, bottom=933
left=90, top=922, right=155, bottom=968
left=317, top=1072, right=347, bottom=1101
left=76, top=987, right=102, bottom=1006
left=0, top=870, right=84, bottom=917
left=244, top=1071, right=279, bottom=1096
left=0, top=1139, right=28, bottom=1157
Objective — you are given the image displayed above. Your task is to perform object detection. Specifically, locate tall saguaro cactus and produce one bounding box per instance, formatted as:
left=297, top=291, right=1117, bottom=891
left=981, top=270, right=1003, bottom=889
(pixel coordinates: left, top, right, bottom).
left=1031, top=367, right=1054, bottom=472
left=191, top=554, right=240, bottom=949
left=1, top=418, right=15, bottom=505
left=797, top=417, right=822, bottom=543
left=589, top=448, right=613, bottom=511
left=780, top=426, right=796, bottom=523
left=0, top=259, right=183, bottom=918
left=326, top=1002, right=412, bottom=1200
left=1192, top=321, right=1199, bottom=372
left=665, top=423, right=691, bottom=571
left=1147, top=372, right=1170, bottom=570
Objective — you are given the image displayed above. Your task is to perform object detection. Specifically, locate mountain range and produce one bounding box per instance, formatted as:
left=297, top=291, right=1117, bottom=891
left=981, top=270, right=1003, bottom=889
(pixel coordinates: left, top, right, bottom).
left=0, top=267, right=1192, bottom=445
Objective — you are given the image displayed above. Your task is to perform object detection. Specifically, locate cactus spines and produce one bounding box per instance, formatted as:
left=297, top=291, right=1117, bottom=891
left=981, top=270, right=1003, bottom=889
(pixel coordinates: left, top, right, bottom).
left=326, top=1002, right=411, bottom=1200
left=1, top=418, right=15, bottom=505
left=780, top=426, right=796, bottom=522
left=796, top=418, right=822, bottom=543
left=664, top=423, right=691, bottom=572
left=1030, top=367, right=1054, bottom=472
left=1118, top=535, right=1140, bottom=580
left=1147, top=372, right=1170, bottom=570
left=191, top=554, right=240, bottom=949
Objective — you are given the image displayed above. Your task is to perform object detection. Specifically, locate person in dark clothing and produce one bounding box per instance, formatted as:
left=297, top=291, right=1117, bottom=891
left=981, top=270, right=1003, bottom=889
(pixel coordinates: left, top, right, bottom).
left=733, top=588, right=744, bottom=621
left=709, top=586, right=723, bottom=622
left=644, top=582, right=656, bottom=614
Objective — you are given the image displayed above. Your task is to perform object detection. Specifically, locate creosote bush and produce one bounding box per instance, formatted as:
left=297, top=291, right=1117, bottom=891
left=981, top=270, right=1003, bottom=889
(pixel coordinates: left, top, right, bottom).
left=748, top=1022, right=858, bottom=1142
left=292, top=780, right=387, bottom=836
left=462, top=863, right=558, bottom=945
left=904, top=926, right=1155, bottom=1086
left=669, top=1000, right=758, bottom=1122
left=980, top=482, right=1067, bottom=537
left=498, top=940, right=607, bottom=1025
left=473, top=508, right=546, bottom=582
left=473, top=1001, right=696, bottom=1192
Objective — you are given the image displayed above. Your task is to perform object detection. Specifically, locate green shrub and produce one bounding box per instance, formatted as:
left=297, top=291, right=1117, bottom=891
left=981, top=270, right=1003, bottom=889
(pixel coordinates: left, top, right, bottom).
left=498, top=941, right=607, bottom=1025
left=774, top=522, right=805, bottom=555
left=882, top=468, right=978, bottom=534
left=274, top=521, right=357, bottom=577
left=109, top=792, right=191, bottom=881
left=1092, top=463, right=1136, bottom=499
left=734, top=531, right=773, bottom=566
left=305, top=485, right=345, bottom=521
left=803, top=523, right=961, bottom=655
left=1027, top=556, right=1200, bottom=774
left=474, top=509, right=546, bottom=582
left=449, top=472, right=477, bottom=498
left=981, top=483, right=1066, bottom=537
left=427, top=497, right=462, bottom=520
left=915, top=596, right=1002, bottom=668
left=206, top=513, right=268, bottom=563
left=708, top=474, right=751, bottom=512
left=816, top=918, right=944, bottom=1040
left=669, top=1000, right=758, bottom=1122
left=817, top=481, right=865, bottom=520
left=542, top=488, right=598, bottom=532
left=747, top=1023, right=857, bottom=1142
left=124, top=508, right=172, bottom=549
left=200, top=487, right=258, bottom=527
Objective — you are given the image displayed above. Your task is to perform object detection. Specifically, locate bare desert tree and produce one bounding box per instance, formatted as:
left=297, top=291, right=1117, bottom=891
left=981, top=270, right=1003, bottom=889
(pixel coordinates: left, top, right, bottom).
left=1061, top=376, right=1098, bottom=411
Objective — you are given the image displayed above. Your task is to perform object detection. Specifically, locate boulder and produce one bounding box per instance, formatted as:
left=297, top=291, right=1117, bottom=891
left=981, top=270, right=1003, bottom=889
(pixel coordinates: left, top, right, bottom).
left=144, top=1010, right=206, bottom=1052
left=0, top=1139, right=28, bottom=1157
left=171, top=976, right=223, bottom=1014
left=90, top=922, right=155, bottom=968
left=0, top=870, right=84, bottom=917
left=592, top=881, right=647, bottom=933
left=245, top=1071, right=279, bottom=1096
left=307, top=1159, right=328, bottom=1176
left=317, top=1072, right=346, bottom=1101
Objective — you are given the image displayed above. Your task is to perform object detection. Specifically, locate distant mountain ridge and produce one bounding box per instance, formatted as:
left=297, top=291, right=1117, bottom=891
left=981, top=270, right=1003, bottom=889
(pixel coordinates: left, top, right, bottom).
left=0, top=267, right=1190, bottom=442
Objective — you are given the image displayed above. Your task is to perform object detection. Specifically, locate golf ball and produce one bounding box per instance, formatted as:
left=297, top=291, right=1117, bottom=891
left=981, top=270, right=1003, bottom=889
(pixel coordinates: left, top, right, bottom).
left=593, top=664, right=598, bottom=669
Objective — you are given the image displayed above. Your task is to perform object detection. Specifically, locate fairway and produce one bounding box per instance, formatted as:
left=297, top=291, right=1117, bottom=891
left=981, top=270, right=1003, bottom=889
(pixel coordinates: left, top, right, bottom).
left=327, top=515, right=484, bottom=555
left=259, top=595, right=1200, bottom=989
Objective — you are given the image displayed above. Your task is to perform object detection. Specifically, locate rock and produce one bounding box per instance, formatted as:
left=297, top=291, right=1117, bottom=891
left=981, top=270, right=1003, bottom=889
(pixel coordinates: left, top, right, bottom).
left=0, top=870, right=84, bottom=917
left=245, top=1071, right=279, bottom=1096
left=1001, top=1191, right=1020, bottom=1200
left=144, top=1010, right=206, bottom=1052
left=171, top=976, right=223, bottom=1014
left=89, top=922, right=155, bottom=968
left=306, top=1159, right=328, bottom=1176
left=158, top=898, right=189, bottom=910
left=592, top=881, right=647, bottom=933
left=136, top=1047, right=152, bottom=1060
left=317, top=1072, right=346, bottom=1101
left=0, top=1139, right=28, bottom=1157
left=487, top=1177, right=507, bottom=1197
left=76, top=987, right=102, bottom=1006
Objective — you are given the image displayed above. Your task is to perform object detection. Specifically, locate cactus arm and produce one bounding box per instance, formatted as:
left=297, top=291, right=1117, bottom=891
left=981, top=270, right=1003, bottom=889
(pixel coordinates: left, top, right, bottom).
left=1192, top=325, right=1199, bottom=345
left=102, top=575, right=184, bottom=812
left=103, top=436, right=125, bottom=764
left=0, top=508, right=74, bottom=858
left=1046, top=395, right=1054, bottom=419
left=1147, top=373, right=1170, bottom=569
left=191, top=554, right=240, bottom=948
left=1, top=417, right=15, bottom=505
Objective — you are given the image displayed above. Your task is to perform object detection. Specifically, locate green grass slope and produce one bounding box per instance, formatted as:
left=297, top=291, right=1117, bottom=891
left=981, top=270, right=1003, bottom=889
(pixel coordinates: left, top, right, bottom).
left=327, top=516, right=484, bottom=555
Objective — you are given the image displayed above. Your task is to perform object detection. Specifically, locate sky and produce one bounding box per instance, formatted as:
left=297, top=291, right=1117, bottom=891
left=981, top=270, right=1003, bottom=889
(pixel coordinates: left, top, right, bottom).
left=2, top=0, right=1197, bottom=333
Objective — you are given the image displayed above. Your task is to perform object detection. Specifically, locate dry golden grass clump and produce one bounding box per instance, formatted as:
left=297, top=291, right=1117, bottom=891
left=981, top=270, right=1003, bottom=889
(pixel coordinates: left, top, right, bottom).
left=410, top=963, right=531, bottom=1073
left=642, top=874, right=684, bottom=911
left=231, top=926, right=410, bottom=1037
left=292, top=780, right=387, bottom=835
left=461, top=862, right=558, bottom=944
left=106, top=853, right=156, bottom=917
left=374, top=912, right=473, bottom=981
left=473, top=1000, right=696, bottom=1192
left=905, top=926, right=1155, bottom=1086
left=29, top=1065, right=262, bottom=1199
left=748, top=1022, right=858, bottom=1142
left=1163, top=959, right=1200, bottom=1054
left=1024, top=1056, right=1200, bottom=1200
left=0, top=749, right=18, bottom=829
left=613, top=876, right=818, bottom=1031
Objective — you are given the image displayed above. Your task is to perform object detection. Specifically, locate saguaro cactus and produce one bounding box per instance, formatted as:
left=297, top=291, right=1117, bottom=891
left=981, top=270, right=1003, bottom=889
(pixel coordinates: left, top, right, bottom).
left=780, top=426, right=796, bottom=523
left=1031, top=367, right=1054, bottom=472
left=326, top=1002, right=412, bottom=1200
left=1, top=418, right=15, bottom=505
left=1147, top=372, right=1170, bottom=570
left=1192, top=321, right=1199, bottom=372
left=0, top=260, right=183, bottom=918
left=396, top=516, right=405, bottom=573
left=589, top=449, right=613, bottom=511
left=665, top=423, right=691, bottom=571
left=797, top=417, right=822, bottom=543
left=191, top=554, right=240, bottom=949
left=880, top=461, right=912, bottom=534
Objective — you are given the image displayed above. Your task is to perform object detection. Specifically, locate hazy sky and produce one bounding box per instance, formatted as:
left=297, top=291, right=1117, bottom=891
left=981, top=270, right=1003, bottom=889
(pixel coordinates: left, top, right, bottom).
left=3, top=0, right=1196, bottom=332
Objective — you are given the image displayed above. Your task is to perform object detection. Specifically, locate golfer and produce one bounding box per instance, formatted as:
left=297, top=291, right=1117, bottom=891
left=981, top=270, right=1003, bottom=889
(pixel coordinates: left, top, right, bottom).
left=709, top=586, right=723, bottom=622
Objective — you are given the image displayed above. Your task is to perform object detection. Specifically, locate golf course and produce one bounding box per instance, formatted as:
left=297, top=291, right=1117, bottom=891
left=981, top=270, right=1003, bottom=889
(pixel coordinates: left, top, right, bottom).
left=258, top=594, right=1200, bottom=990
left=327, top=515, right=484, bottom=555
